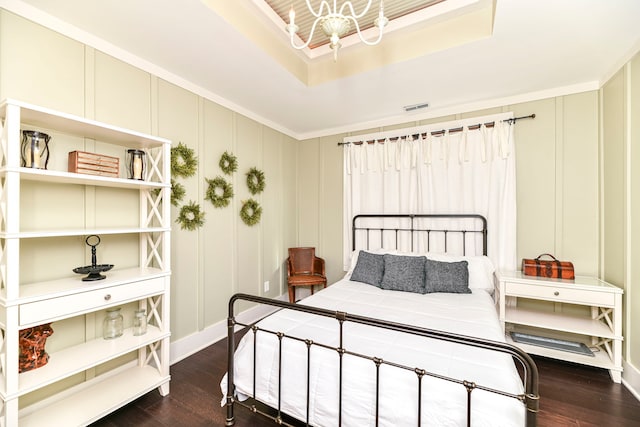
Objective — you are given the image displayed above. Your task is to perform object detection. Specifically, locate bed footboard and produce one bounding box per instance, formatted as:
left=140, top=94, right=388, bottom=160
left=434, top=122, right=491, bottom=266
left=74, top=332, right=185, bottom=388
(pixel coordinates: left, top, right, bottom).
left=225, top=294, right=539, bottom=427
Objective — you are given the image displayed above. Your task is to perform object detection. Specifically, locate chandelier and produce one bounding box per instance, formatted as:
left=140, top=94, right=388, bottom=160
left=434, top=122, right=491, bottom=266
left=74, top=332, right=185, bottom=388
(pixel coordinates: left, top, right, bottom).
left=286, top=1, right=389, bottom=61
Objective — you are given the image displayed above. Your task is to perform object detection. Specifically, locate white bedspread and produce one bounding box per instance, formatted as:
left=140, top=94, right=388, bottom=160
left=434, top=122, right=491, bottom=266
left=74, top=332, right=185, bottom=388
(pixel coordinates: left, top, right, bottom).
left=223, top=279, right=525, bottom=427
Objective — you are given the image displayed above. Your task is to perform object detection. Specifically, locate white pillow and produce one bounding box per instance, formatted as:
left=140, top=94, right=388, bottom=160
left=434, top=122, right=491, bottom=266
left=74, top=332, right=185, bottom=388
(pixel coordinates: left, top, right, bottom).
left=424, top=252, right=495, bottom=291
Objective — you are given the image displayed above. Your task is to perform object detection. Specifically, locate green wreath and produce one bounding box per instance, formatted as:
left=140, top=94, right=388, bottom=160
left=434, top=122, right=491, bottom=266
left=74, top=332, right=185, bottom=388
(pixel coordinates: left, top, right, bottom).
left=171, top=142, right=198, bottom=178
left=240, top=198, right=262, bottom=226
left=151, top=179, right=185, bottom=207
left=219, top=151, right=238, bottom=175
left=170, top=179, right=186, bottom=207
left=205, top=176, right=233, bottom=208
left=176, top=201, right=205, bottom=230
left=246, top=167, right=265, bottom=195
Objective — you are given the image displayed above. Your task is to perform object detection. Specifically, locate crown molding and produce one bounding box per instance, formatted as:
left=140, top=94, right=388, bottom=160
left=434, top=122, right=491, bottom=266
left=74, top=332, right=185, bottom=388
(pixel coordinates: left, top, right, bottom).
left=296, top=81, right=600, bottom=141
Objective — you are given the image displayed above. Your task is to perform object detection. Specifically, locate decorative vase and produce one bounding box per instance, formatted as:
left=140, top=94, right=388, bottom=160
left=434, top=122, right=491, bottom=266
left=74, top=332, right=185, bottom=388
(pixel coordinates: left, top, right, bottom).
left=19, top=323, right=54, bottom=373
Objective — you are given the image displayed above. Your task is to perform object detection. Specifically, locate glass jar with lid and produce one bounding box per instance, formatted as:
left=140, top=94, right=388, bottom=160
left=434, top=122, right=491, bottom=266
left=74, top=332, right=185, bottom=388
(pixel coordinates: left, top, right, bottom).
left=103, top=307, right=124, bottom=339
left=133, top=309, right=147, bottom=336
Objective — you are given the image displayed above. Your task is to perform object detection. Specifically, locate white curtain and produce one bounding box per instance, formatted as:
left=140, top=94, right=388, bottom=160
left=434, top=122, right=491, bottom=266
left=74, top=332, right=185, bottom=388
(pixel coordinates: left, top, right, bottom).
left=343, top=113, right=517, bottom=272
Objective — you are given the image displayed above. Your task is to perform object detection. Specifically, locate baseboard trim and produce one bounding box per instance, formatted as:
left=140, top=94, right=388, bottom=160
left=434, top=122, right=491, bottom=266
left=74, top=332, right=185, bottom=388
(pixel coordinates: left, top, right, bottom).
left=169, top=293, right=287, bottom=365
left=622, top=359, right=640, bottom=402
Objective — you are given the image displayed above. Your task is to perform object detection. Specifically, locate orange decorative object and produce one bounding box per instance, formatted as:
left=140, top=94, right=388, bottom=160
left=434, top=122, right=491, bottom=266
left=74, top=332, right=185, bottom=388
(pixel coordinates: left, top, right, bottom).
left=522, top=253, right=575, bottom=280
left=19, top=324, right=53, bottom=373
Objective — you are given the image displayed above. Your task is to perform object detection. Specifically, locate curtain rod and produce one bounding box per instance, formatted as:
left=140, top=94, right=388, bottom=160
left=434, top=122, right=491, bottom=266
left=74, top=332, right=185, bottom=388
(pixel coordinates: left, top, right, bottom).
left=337, top=114, right=536, bottom=146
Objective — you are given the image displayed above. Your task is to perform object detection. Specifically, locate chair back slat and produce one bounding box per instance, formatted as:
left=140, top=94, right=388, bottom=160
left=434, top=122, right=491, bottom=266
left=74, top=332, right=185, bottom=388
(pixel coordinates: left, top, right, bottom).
left=289, top=247, right=315, bottom=275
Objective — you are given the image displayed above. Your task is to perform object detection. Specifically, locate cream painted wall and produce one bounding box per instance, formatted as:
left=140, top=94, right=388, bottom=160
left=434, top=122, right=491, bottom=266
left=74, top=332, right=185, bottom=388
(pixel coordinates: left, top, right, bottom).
left=281, top=133, right=299, bottom=294
left=512, top=94, right=600, bottom=274
left=202, top=100, right=236, bottom=325
left=0, top=9, right=299, bottom=357
left=602, top=52, right=640, bottom=371
left=295, top=135, right=346, bottom=285
left=297, top=140, right=321, bottom=246
left=157, top=80, right=201, bottom=340
left=94, top=51, right=152, bottom=134
left=629, top=53, right=640, bottom=368
left=602, top=71, right=626, bottom=288
left=318, top=135, right=346, bottom=283
left=235, top=115, right=263, bottom=308
left=0, top=10, right=84, bottom=115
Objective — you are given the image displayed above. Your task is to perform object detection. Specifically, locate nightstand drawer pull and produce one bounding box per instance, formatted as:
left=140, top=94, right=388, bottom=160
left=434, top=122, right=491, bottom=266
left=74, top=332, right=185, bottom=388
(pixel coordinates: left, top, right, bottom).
left=554, top=291, right=559, bottom=296
left=104, top=294, right=112, bottom=301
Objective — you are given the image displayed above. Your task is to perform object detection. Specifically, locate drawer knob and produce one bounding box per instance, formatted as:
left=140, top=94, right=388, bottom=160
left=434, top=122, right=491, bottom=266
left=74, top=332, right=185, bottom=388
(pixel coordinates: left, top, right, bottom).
left=554, top=291, right=560, bottom=296
left=104, top=294, right=112, bottom=301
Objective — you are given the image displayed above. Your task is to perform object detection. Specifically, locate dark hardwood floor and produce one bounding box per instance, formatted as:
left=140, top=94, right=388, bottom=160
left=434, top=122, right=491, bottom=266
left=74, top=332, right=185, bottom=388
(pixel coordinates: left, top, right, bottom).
left=91, top=338, right=640, bottom=427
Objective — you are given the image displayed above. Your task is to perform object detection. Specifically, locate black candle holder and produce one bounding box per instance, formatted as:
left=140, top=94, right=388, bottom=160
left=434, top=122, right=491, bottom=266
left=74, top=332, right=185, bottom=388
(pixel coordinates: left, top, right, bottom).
left=73, top=235, right=114, bottom=281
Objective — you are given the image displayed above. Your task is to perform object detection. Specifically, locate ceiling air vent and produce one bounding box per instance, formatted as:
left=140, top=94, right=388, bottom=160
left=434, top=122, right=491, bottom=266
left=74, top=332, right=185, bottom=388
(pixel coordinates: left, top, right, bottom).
left=403, top=102, right=429, bottom=112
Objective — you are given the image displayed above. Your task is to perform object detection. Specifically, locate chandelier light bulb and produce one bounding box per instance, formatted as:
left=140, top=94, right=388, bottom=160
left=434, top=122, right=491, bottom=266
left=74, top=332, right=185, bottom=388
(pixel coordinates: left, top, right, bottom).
left=375, top=1, right=388, bottom=29
left=285, top=1, right=387, bottom=61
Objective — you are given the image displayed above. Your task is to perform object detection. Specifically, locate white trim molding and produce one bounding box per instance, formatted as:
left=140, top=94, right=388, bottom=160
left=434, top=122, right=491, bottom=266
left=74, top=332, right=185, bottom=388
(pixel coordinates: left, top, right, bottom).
left=303, top=82, right=598, bottom=141
left=623, top=359, right=640, bottom=402
left=170, top=293, right=287, bottom=365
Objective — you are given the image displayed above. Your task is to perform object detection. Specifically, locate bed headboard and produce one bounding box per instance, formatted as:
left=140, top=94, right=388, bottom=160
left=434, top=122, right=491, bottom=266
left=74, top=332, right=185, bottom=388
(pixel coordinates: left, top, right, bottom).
left=352, top=214, right=487, bottom=256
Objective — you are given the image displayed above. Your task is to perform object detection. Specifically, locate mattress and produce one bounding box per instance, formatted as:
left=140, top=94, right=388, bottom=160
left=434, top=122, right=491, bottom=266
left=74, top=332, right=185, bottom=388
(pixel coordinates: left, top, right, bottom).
left=222, top=278, right=525, bottom=427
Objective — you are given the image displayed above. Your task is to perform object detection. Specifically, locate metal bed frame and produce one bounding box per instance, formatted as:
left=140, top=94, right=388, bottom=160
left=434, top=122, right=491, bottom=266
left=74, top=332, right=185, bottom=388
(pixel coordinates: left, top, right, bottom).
left=225, top=214, right=539, bottom=427
left=351, top=213, right=488, bottom=255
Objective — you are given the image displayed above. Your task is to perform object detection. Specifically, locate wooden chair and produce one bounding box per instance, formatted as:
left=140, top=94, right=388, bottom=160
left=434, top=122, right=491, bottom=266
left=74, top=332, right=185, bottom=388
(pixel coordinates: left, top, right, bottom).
left=287, top=247, right=327, bottom=303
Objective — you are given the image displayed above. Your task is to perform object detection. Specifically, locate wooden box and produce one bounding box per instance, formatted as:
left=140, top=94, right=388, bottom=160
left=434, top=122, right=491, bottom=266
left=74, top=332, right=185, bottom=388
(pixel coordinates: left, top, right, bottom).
left=522, top=254, right=575, bottom=280
left=68, top=150, right=119, bottom=178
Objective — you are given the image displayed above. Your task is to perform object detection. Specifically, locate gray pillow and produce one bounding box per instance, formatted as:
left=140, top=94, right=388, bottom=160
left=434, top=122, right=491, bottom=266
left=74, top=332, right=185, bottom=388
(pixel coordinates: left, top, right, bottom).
left=424, top=259, right=471, bottom=294
left=380, top=254, right=426, bottom=293
left=350, top=251, right=384, bottom=287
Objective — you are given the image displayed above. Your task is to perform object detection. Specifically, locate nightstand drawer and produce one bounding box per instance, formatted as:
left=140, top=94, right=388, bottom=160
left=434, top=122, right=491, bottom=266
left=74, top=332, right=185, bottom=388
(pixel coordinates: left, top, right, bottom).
left=19, top=277, right=165, bottom=326
left=505, top=281, right=614, bottom=306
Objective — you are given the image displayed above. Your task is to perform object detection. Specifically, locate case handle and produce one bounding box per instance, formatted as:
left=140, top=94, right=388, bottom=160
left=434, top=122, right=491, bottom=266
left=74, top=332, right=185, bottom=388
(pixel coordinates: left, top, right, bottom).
left=535, top=253, right=558, bottom=261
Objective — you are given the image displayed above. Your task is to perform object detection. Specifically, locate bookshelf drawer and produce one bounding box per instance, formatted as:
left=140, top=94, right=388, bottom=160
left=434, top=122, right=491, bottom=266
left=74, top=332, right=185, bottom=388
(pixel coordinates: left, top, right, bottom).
left=19, top=278, right=164, bottom=326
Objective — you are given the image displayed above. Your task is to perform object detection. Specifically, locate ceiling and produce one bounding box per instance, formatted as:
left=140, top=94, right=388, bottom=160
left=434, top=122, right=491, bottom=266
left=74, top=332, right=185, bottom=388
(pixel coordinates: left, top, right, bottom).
left=264, top=0, right=445, bottom=49
left=8, top=0, right=640, bottom=139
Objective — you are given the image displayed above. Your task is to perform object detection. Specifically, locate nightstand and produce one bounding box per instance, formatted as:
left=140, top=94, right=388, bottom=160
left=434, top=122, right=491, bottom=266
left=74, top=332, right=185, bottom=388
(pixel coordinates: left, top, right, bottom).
left=495, top=271, right=623, bottom=383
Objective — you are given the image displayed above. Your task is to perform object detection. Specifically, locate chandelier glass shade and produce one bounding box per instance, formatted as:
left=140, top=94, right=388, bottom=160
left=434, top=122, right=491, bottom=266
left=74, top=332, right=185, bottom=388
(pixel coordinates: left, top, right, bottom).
left=286, top=1, right=389, bottom=61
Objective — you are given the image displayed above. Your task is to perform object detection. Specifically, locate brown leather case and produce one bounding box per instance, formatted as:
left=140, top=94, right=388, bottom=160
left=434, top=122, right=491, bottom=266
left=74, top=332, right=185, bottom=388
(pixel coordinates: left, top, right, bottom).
left=522, top=253, right=575, bottom=280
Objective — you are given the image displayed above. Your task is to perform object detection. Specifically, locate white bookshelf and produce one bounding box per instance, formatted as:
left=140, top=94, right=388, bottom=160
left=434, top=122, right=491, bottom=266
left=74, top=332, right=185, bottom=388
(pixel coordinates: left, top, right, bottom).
left=0, top=99, right=172, bottom=425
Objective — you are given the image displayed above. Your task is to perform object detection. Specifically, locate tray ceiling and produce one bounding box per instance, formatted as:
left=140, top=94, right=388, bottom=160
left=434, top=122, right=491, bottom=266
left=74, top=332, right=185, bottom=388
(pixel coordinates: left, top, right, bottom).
left=264, top=0, right=445, bottom=49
